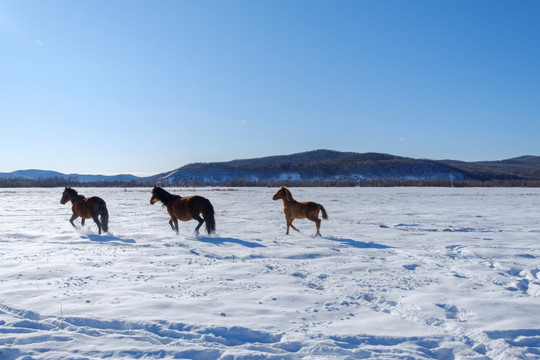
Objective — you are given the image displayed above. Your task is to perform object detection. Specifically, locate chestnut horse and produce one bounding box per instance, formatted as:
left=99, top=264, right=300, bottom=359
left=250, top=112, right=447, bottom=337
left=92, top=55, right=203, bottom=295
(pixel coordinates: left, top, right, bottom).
left=150, top=186, right=216, bottom=235
left=272, top=186, right=328, bottom=236
left=60, top=187, right=109, bottom=234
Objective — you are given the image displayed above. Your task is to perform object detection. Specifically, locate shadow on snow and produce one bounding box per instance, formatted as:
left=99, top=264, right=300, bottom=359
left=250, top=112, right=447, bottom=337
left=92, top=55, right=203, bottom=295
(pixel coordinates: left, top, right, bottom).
left=82, top=234, right=136, bottom=244
left=195, top=236, right=266, bottom=248
left=324, top=236, right=392, bottom=249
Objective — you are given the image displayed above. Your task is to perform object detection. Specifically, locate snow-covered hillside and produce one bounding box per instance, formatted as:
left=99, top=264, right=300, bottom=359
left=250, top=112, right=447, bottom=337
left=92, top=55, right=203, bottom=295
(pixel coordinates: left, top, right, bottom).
left=1, top=187, right=539, bottom=359
left=158, top=150, right=470, bottom=185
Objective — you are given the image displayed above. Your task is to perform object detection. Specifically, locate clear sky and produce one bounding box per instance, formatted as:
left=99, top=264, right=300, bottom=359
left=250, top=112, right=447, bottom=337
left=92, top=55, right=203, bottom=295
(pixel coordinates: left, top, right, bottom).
left=1, top=1, right=539, bottom=175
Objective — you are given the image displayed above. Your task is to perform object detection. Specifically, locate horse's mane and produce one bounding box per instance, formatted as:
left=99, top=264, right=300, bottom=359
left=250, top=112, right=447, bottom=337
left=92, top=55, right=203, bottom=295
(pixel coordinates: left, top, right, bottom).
left=65, top=187, right=84, bottom=198
left=62, top=187, right=84, bottom=202
left=280, top=186, right=295, bottom=201
left=153, top=186, right=181, bottom=203
left=65, top=187, right=78, bottom=196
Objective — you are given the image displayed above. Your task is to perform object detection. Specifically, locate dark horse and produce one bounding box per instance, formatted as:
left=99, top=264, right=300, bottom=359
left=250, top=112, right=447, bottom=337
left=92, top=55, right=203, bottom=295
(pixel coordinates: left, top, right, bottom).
left=273, top=186, right=328, bottom=236
left=150, top=186, right=216, bottom=235
left=60, top=187, right=109, bottom=234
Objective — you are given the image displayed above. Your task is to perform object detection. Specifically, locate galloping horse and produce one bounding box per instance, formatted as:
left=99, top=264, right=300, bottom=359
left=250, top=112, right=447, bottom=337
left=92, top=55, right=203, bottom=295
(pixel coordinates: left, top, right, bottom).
left=60, top=187, right=109, bottom=234
left=272, top=186, right=328, bottom=236
left=150, top=186, right=216, bottom=235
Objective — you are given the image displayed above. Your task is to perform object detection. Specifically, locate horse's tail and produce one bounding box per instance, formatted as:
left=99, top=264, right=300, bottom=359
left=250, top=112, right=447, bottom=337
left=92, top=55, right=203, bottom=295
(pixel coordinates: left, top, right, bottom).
left=100, top=204, right=109, bottom=233
left=318, top=204, right=328, bottom=220
left=202, top=198, right=216, bottom=234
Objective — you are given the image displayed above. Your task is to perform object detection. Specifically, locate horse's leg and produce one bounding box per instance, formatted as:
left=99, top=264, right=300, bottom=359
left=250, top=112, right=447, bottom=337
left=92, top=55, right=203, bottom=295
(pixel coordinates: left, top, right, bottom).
left=69, top=213, right=78, bottom=228
left=286, top=217, right=299, bottom=235
left=307, top=215, right=322, bottom=236
left=193, top=214, right=204, bottom=234
left=287, top=216, right=300, bottom=233
left=81, top=218, right=85, bottom=226
left=169, top=218, right=179, bottom=235
left=174, top=219, right=179, bottom=235
left=92, top=215, right=102, bottom=235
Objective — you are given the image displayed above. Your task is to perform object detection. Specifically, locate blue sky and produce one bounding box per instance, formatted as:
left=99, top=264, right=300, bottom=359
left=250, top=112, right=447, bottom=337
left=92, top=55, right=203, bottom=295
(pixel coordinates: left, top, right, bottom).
left=1, top=1, right=539, bottom=175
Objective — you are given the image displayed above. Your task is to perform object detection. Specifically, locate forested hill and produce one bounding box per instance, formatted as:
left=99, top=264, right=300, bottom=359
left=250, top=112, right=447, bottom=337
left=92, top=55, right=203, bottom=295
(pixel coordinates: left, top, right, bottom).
left=157, top=150, right=540, bottom=186
left=440, top=156, right=540, bottom=181
left=3, top=150, right=540, bottom=187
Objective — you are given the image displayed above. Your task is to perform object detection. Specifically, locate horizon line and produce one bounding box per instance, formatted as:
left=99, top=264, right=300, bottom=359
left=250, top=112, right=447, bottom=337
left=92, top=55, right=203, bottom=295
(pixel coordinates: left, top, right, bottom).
left=1, top=150, right=538, bottom=176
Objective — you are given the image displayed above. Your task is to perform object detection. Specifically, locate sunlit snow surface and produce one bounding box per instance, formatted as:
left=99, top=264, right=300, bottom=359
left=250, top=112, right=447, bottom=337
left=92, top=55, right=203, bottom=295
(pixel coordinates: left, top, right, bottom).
left=1, top=187, right=539, bottom=359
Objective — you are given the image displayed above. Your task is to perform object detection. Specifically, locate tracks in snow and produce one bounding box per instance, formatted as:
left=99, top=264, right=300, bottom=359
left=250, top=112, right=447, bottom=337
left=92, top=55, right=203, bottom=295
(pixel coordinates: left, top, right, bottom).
left=0, top=303, right=298, bottom=360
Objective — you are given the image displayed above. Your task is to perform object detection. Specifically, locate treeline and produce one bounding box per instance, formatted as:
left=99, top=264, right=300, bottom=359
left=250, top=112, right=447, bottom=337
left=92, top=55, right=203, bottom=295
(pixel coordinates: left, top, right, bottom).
left=0, top=177, right=149, bottom=188
left=158, top=178, right=540, bottom=188
left=3, top=176, right=540, bottom=188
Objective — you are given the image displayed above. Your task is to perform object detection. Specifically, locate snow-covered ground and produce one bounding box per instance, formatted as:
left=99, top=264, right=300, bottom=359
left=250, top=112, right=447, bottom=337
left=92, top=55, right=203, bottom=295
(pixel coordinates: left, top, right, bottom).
left=1, top=187, right=539, bottom=359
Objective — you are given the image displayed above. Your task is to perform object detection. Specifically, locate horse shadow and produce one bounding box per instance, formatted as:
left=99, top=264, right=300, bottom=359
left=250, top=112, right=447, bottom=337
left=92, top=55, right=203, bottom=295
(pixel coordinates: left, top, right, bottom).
left=324, top=236, right=392, bottom=249
left=82, top=234, right=136, bottom=244
left=195, top=236, right=266, bottom=248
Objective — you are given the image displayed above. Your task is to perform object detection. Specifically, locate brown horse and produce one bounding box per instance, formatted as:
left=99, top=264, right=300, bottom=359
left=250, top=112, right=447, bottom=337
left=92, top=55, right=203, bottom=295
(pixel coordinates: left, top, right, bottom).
left=60, top=187, right=109, bottom=234
left=150, top=186, right=216, bottom=235
left=273, top=186, right=328, bottom=236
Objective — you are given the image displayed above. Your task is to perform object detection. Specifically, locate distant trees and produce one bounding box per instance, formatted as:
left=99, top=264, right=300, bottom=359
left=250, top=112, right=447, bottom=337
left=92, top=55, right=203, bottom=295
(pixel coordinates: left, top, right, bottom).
left=0, top=177, right=146, bottom=188
left=146, top=178, right=540, bottom=188
left=0, top=176, right=75, bottom=188
left=2, top=175, right=540, bottom=188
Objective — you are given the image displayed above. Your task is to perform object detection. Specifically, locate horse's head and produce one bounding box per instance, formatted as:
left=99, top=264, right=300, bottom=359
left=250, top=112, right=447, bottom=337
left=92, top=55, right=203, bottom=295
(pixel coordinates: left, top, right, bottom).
left=150, top=186, right=161, bottom=205
left=273, top=186, right=291, bottom=201
left=60, top=187, right=75, bottom=204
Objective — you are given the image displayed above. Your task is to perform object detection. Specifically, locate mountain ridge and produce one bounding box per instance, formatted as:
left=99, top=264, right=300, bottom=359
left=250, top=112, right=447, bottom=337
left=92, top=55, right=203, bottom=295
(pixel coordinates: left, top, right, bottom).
left=158, top=150, right=540, bottom=185
left=0, top=169, right=145, bottom=183
left=2, top=150, right=540, bottom=186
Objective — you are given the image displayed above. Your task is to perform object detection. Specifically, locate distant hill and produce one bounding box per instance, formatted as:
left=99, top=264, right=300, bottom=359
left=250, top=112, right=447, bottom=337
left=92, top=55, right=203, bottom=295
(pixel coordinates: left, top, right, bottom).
left=0, top=169, right=144, bottom=183
left=440, top=156, right=540, bottom=181
left=156, top=150, right=540, bottom=186
left=3, top=150, right=540, bottom=187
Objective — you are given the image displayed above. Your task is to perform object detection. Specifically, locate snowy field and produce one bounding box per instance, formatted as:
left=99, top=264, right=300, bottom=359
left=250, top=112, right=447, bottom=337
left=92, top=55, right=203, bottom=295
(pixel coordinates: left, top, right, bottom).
left=0, top=187, right=539, bottom=359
